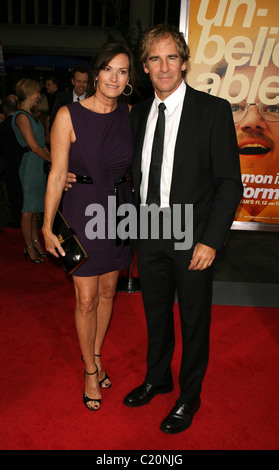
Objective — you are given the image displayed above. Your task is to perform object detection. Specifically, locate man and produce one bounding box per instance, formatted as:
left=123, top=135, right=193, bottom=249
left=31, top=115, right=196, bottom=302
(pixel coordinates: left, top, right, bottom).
left=49, top=66, right=89, bottom=129
left=122, top=24, right=243, bottom=434
left=0, top=94, right=24, bottom=227
left=45, top=76, right=59, bottom=114
left=65, top=25, right=243, bottom=433
left=211, top=60, right=279, bottom=223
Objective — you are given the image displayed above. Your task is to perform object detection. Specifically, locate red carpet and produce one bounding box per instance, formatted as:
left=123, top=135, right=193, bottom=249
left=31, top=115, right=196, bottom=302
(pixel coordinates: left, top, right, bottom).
left=0, top=228, right=279, bottom=450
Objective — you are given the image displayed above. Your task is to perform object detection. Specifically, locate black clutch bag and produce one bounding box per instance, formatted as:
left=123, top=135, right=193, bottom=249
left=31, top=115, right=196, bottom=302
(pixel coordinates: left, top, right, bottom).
left=52, top=210, right=88, bottom=274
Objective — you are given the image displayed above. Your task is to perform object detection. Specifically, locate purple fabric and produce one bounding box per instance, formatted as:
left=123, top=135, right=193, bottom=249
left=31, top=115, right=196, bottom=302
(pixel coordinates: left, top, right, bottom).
left=62, top=101, right=133, bottom=276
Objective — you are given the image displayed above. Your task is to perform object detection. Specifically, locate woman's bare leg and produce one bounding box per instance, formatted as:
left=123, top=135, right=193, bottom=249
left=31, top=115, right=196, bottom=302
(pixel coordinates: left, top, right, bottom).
left=73, top=275, right=101, bottom=410
left=21, top=212, right=41, bottom=261
left=94, top=270, right=119, bottom=386
left=32, top=213, right=46, bottom=255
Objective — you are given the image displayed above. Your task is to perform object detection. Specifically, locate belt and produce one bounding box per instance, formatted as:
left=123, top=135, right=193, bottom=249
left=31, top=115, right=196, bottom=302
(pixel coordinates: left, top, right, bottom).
left=114, top=174, right=130, bottom=187
left=75, top=173, right=131, bottom=186
left=76, top=174, right=94, bottom=184
left=22, top=146, right=45, bottom=152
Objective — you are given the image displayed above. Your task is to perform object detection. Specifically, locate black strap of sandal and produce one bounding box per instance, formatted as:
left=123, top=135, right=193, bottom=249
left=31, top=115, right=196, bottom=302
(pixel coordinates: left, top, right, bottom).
left=84, top=367, right=98, bottom=376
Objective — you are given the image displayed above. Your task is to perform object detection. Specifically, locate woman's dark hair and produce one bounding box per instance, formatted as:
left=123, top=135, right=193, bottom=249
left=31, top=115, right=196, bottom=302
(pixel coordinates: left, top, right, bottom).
left=87, top=42, right=136, bottom=97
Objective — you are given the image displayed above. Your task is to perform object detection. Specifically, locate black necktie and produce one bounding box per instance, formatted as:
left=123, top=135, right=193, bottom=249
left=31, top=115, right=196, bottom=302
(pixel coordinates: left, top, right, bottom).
left=146, top=102, right=166, bottom=206
left=77, top=97, right=80, bottom=101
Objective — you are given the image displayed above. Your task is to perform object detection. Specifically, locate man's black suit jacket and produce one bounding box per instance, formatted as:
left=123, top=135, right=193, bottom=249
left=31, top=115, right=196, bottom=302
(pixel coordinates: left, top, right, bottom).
left=130, top=84, right=243, bottom=252
left=49, top=90, right=74, bottom=129
left=0, top=115, right=24, bottom=222
left=0, top=115, right=24, bottom=164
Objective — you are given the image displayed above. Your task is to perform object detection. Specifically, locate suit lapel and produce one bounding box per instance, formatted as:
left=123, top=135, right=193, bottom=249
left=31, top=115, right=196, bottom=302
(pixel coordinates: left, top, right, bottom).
left=132, top=86, right=202, bottom=204
left=170, top=85, right=201, bottom=198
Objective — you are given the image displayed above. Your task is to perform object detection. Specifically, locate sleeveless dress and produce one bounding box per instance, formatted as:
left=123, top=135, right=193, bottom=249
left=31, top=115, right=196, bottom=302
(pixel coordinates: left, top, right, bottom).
left=62, top=101, right=133, bottom=277
left=12, top=110, right=46, bottom=213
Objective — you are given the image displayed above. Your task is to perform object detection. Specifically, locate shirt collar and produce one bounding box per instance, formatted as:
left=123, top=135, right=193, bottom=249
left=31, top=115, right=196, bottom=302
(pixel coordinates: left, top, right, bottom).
left=154, top=80, right=186, bottom=114
left=73, top=91, right=86, bottom=101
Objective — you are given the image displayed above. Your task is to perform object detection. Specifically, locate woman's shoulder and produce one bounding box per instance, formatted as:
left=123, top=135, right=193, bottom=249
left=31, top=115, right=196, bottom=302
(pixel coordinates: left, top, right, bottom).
left=13, top=109, right=30, bottom=119
left=54, top=105, right=75, bottom=125
left=12, top=110, right=33, bottom=128
left=64, top=101, right=84, bottom=118
left=117, top=100, right=133, bottom=114
left=51, top=105, right=73, bottom=133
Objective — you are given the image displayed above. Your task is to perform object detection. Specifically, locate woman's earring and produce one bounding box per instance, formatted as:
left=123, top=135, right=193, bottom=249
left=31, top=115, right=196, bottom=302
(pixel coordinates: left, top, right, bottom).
left=122, top=83, right=133, bottom=96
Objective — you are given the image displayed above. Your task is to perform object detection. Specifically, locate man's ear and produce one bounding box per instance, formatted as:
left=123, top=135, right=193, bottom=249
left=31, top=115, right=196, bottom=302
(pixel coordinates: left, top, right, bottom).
left=71, top=78, right=74, bottom=86
left=143, top=62, right=149, bottom=75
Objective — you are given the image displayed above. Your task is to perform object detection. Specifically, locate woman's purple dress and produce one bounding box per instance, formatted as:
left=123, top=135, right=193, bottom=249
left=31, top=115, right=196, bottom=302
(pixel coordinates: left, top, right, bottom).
left=62, top=101, right=133, bottom=277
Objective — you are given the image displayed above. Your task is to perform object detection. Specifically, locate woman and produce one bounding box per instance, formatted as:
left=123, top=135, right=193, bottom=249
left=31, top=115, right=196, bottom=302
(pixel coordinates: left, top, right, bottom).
left=42, top=43, right=135, bottom=411
left=32, top=93, right=50, bottom=148
left=12, top=78, right=51, bottom=262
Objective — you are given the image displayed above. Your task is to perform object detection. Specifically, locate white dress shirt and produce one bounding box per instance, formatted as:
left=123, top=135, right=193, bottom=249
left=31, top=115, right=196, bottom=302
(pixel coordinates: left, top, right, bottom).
left=140, top=80, right=186, bottom=208
left=73, top=91, right=86, bottom=102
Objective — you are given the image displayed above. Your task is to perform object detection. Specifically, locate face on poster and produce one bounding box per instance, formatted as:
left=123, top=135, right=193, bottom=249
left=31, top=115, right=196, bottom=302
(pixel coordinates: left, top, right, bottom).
left=185, top=0, right=279, bottom=226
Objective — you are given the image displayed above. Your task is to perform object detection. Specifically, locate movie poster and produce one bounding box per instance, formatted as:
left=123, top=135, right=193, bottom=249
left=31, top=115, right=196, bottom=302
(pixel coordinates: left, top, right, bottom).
left=182, top=0, right=279, bottom=228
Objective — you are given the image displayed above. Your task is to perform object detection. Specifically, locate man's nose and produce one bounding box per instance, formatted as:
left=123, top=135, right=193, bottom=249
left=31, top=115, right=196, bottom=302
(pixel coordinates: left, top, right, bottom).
left=160, top=59, right=170, bottom=72
left=240, top=104, right=266, bottom=131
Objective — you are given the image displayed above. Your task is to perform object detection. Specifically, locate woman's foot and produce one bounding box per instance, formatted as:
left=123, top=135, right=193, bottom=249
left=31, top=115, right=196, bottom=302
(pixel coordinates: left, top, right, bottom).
left=95, top=354, right=112, bottom=389
left=23, top=245, right=43, bottom=263
left=83, top=367, right=102, bottom=411
left=33, top=239, right=48, bottom=257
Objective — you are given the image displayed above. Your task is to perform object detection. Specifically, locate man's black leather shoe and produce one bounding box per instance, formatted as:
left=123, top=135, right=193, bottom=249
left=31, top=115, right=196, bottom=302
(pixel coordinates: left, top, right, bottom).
left=160, top=398, right=201, bottom=434
left=123, top=382, right=173, bottom=407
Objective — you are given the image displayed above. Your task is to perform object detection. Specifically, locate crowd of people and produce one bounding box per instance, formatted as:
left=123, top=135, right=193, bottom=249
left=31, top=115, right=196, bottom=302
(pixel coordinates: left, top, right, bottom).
left=0, top=24, right=243, bottom=434
left=0, top=66, right=90, bottom=256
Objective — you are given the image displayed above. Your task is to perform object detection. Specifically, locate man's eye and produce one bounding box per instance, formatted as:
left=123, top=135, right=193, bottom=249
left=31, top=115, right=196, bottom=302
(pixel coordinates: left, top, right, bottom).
left=265, top=105, right=279, bottom=114
left=231, top=104, right=244, bottom=112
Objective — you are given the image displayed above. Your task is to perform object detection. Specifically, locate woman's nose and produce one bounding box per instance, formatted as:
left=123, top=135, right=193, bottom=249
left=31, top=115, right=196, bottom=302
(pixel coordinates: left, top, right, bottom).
left=110, top=71, right=118, bottom=81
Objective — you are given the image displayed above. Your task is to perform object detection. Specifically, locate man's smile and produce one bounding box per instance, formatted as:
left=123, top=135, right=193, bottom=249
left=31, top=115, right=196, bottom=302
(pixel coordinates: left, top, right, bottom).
left=237, top=132, right=274, bottom=156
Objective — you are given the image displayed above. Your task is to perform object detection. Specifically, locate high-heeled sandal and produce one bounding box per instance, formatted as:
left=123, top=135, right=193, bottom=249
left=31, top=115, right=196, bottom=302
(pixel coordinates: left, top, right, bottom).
left=95, top=354, right=111, bottom=389
left=23, top=246, right=43, bottom=263
left=83, top=368, right=102, bottom=411
left=81, top=354, right=111, bottom=389
left=33, top=239, right=48, bottom=257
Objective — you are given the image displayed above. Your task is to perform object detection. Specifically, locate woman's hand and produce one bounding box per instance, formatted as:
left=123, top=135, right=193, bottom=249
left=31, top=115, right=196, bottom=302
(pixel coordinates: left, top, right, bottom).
left=42, top=228, right=65, bottom=258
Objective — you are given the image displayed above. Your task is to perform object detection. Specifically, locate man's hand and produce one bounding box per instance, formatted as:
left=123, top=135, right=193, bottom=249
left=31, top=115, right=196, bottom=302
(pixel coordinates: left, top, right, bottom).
left=65, top=172, right=76, bottom=191
left=188, top=242, right=216, bottom=271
